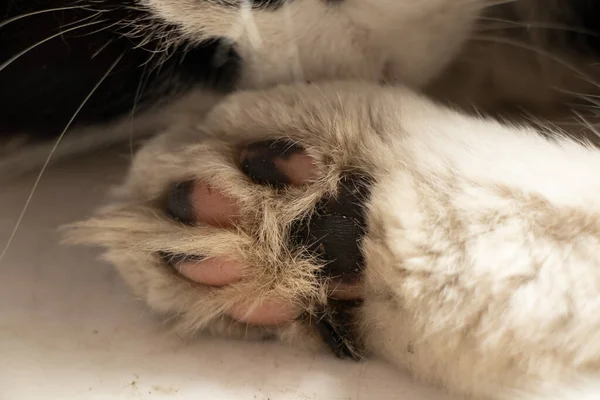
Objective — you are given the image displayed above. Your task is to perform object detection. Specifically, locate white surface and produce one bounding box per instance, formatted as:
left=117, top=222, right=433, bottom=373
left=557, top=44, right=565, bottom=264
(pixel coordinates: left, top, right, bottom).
left=0, top=153, right=455, bottom=400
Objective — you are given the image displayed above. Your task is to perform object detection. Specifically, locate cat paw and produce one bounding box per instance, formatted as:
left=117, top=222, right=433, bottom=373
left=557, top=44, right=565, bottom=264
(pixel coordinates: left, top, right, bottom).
left=65, top=82, right=396, bottom=359
left=155, top=140, right=370, bottom=358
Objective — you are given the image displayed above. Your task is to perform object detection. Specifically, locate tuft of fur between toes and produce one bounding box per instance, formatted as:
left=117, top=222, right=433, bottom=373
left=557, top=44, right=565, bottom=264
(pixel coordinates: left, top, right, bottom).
left=64, top=127, right=376, bottom=360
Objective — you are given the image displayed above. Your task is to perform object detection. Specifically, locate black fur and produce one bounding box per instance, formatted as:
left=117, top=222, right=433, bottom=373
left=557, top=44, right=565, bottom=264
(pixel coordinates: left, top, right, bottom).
left=563, top=0, right=600, bottom=54
left=0, top=0, right=240, bottom=141
left=2, top=0, right=600, bottom=145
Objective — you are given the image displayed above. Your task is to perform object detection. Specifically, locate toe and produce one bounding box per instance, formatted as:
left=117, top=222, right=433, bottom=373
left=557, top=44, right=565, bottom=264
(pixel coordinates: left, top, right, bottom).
left=329, top=279, right=364, bottom=300
left=190, top=183, right=239, bottom=227
left=228, top=298, right=303, bottom=325
left=166, top=181, right=239, bottom=227
left=273, top=151, right=318, bottom=185
left=240, top=140, right=319, bottom=187
left=174, top=256, right=244, bottom=286
left=163, top=181, right=242, bottom=287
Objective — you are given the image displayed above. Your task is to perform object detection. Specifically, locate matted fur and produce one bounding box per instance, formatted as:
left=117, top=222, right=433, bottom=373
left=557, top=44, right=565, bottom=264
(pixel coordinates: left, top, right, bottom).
left=66, top=81, right=600, bottom=399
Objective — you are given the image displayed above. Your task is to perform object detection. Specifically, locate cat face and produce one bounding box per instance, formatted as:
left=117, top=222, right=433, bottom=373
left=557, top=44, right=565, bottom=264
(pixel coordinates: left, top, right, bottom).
left=143, top=0, right=484, bottom=88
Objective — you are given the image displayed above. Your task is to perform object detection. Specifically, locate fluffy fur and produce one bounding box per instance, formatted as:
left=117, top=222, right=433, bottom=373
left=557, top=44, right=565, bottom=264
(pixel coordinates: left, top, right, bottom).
left=5, top=0, right=600, bottom=175
left=142, top=0, right=480, bottom=88
left=1, top=0, right=483, bottom=177
left=5, top=0, right=600, bottom=398
left=67, top=80, right=600, bottom=400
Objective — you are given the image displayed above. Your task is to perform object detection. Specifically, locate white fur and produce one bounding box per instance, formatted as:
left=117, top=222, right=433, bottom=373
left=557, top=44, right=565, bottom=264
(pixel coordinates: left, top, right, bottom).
left=359, top=85, right=600, bottom=399
left=143, top=0, right=480, bottom=87
left=68, top=81, right=600, bottom=400
left=5, top=0, right=600, bottom=176
left=2, top=0, right=487, bottom=178
left=9, top=0, right=600, bottom=398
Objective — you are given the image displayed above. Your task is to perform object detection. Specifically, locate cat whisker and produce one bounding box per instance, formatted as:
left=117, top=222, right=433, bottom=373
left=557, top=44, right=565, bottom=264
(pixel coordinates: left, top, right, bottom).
left=0, top=53, right=125, bottom=265
left=554, top=87, right=600, bottom=111
left=126, top=21, right=180, bottom=69
left=573, top=110, right=600, bottom=142
left=470, top=34, right=600, bottom=91
left=555, top=87, right=600, bottom=101
left=479, top=0, right=517, bottom=9
left=57, top=9, right=107, bottom=30
left=91, top=39, right=114, bottom=59
left=476, top=17, right=600, bottom=37
left=129, top=62, right=152, bottom=160
left=0, top=5, right=90, bottom=29
left=138, top=41, right=174, bottom=69
left=0, top=19, right=109, bottom=73
left=74, top=19, right=122, bottom=38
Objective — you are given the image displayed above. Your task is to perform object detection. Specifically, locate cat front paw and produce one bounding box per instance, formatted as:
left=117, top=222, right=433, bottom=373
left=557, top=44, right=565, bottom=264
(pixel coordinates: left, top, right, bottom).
left=65, top=82, right=400, bottom=359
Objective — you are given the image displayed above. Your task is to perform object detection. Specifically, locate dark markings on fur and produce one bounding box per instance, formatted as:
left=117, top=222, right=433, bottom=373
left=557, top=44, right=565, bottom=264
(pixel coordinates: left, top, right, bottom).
left=0, top=0, right=241, bottom=141
left=240, top=140, right=304, bottom=188
left=166, top=180, right=196, bottom=224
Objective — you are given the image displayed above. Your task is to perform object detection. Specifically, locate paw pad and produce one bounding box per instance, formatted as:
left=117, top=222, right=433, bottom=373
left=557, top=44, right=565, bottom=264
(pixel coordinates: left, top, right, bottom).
left=241, top=141, right=372, bottom=360
left=166, top=180, right=195, bottom=224
left=290, top=174, right=371, bottom=283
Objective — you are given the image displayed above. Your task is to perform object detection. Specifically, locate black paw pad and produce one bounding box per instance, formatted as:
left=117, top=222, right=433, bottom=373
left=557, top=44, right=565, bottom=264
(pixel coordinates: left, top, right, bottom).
left=290, top=174, right=371, bottom=361
left=290, top=174, right=372, bottom=282
left=240, top=140, right=304, bottom=188
left=165, top=180, right=196, bottom=224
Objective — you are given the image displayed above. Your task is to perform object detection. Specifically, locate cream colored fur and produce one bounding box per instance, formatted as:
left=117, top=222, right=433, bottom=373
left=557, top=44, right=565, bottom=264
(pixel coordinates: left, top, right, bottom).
left=53, top=0, right=600, bottom=399
left=143, top=0, right=481, bottom=88
left=0, top=0, right=484, bottom=177
left=4, top=0, right=600, bottom=175
left=67, top=81, right=600, bottom=399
